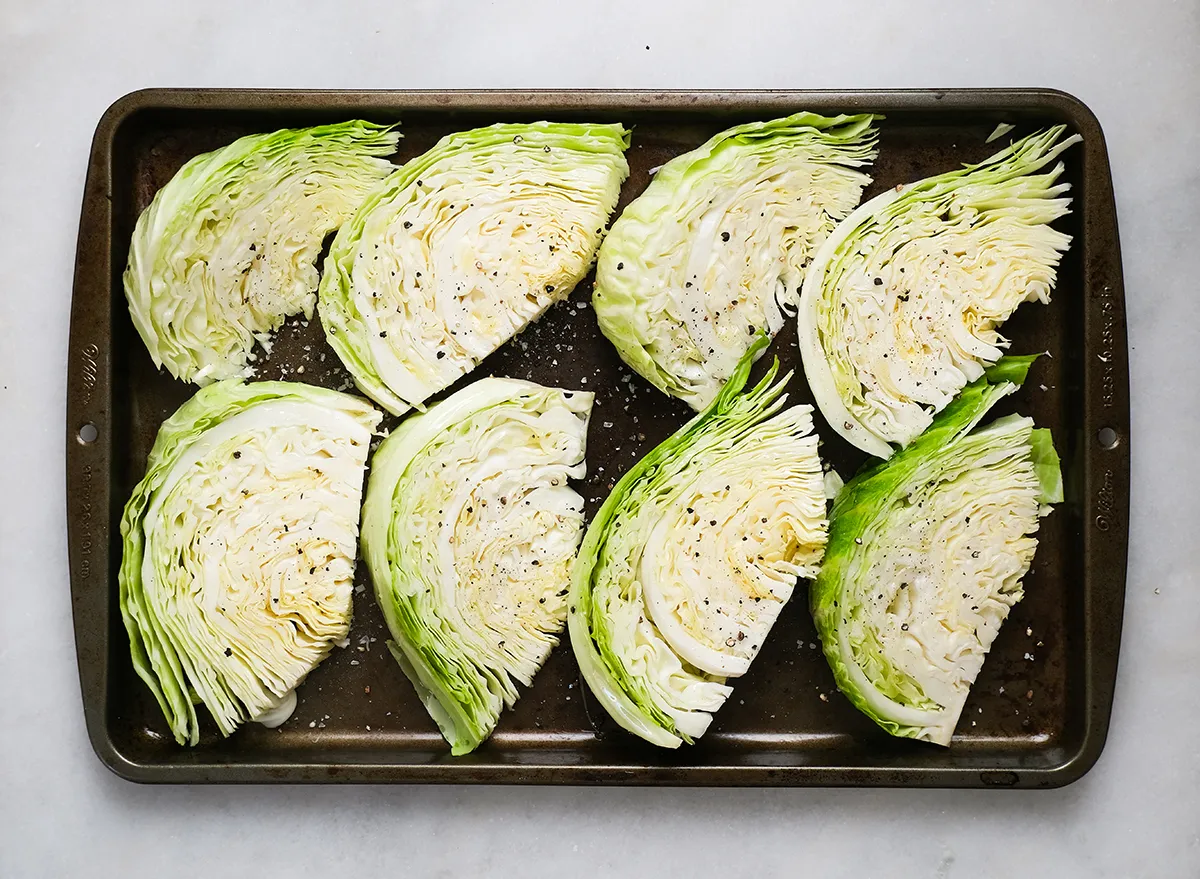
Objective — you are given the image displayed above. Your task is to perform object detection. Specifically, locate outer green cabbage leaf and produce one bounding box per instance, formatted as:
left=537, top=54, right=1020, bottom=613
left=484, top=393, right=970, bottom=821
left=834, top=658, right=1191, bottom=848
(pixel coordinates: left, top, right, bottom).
left=798, top=126, right=1080, bottom=458
left=811, top=357, right=1060, bottom=745
left=594, top=113, right=878, bottom=411
left=124, top=122, right=399, bottom=385
left=569, top=337, right=828, bottom=748
left=119, top=381, right=382, bottom=745
left=319, top=122, right=630, bottom=416
left=360, top=377, right=593, bottom=754
left=1029, top=427, right=1064, bottom=505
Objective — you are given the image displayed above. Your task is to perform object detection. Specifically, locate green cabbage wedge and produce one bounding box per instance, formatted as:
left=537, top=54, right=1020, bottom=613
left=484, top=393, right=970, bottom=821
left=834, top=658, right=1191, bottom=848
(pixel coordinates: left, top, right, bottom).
left=124, top=122, right=399, bottom=385
left=319, top=122, right=630, bottom=416
left=798, top=126, right=1081, bottom=458
left=594, top=113, right=878, bottom=411
left=360, top=378, right=594, bottom=755
left=119, top=381, right=382, bottom=745
left=811, top=356, right=1063, bottom=746
left=569, top=337, right=828, bottom=748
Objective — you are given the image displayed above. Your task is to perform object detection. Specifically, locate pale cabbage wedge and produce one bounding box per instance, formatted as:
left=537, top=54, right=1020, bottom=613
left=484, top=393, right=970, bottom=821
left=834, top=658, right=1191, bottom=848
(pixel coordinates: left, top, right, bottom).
left=811, top=356, right=1062, bottom=746
left=360, top=378, right=593, bottom=755
left=119, top=381, right=382, bottom=745
left=569, top=338, right=828, bottom=748
left=319, top=122, right=630, bottom=416
left=124, top=122, right=399, bottom=385
left=594, top=113, right=878, bottom=411
left=798, top=126, right=1081, bottom=458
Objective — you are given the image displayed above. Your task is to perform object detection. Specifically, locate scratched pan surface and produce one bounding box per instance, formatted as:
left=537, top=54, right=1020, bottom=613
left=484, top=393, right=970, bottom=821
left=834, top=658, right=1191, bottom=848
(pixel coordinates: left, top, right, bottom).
left=66, top=90, right=1129, bottom=787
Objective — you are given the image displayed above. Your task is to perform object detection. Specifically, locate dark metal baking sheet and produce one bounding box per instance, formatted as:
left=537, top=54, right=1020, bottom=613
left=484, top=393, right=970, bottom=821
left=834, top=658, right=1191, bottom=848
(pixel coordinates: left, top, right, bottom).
left=66, top=89, right=1129, bottom=787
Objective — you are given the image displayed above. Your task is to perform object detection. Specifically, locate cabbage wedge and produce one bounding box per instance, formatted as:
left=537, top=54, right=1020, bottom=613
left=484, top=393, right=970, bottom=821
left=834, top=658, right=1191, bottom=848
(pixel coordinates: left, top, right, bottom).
left=361, top=378, right=593, bottom=754
left=124, top=121, right=399, bottom=385
left=569, top=337, right=828, bottom=748
left=119, top=381, right=382, bottom=745
left=320, top=122, right=630, bottom=416
left=594, top=113, right=878, bottom=410
left=798, top=126, right=1080, bottom=458
left=811, top=356, right=1062, bottom=745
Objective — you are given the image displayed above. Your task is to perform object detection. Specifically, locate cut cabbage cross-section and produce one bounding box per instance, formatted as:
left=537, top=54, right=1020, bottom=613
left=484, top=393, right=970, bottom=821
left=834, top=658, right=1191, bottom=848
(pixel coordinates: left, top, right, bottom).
left=360, top=377, right=593, bottom=755
left=119, top=381, right=382, bottom=746
left=569, top=337, right=828, bottom=748
left=594, top=112, right=878, bottom=411
left=319, top=122, right=630, bottom=416
left=798, top=126, right=1080, bottom=458
left=811, top=356, right=1063, bottom=745
left=124, top=121, right=399, bottom=385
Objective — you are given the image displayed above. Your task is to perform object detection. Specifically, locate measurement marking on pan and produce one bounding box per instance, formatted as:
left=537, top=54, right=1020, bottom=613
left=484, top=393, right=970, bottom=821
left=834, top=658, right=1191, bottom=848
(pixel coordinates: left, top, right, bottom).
left=1097, top=287, right=1116, bottom=408
left=78, top=463, right=93, bottom=579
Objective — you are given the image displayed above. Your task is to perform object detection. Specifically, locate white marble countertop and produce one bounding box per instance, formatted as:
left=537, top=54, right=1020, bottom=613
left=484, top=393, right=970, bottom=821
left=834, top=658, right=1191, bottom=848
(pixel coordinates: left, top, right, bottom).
left=1, top=1, right=1197, bottom=876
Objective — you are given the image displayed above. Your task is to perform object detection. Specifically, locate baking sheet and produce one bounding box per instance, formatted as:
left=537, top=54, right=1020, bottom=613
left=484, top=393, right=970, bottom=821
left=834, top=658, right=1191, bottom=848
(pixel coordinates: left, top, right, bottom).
left=66, top=89, right=1129, bottom=786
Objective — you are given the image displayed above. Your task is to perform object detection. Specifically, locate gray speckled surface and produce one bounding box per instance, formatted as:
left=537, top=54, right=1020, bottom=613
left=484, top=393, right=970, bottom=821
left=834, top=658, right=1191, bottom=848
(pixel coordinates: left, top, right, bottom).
left=1, top=0, right=1197, bottom=876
